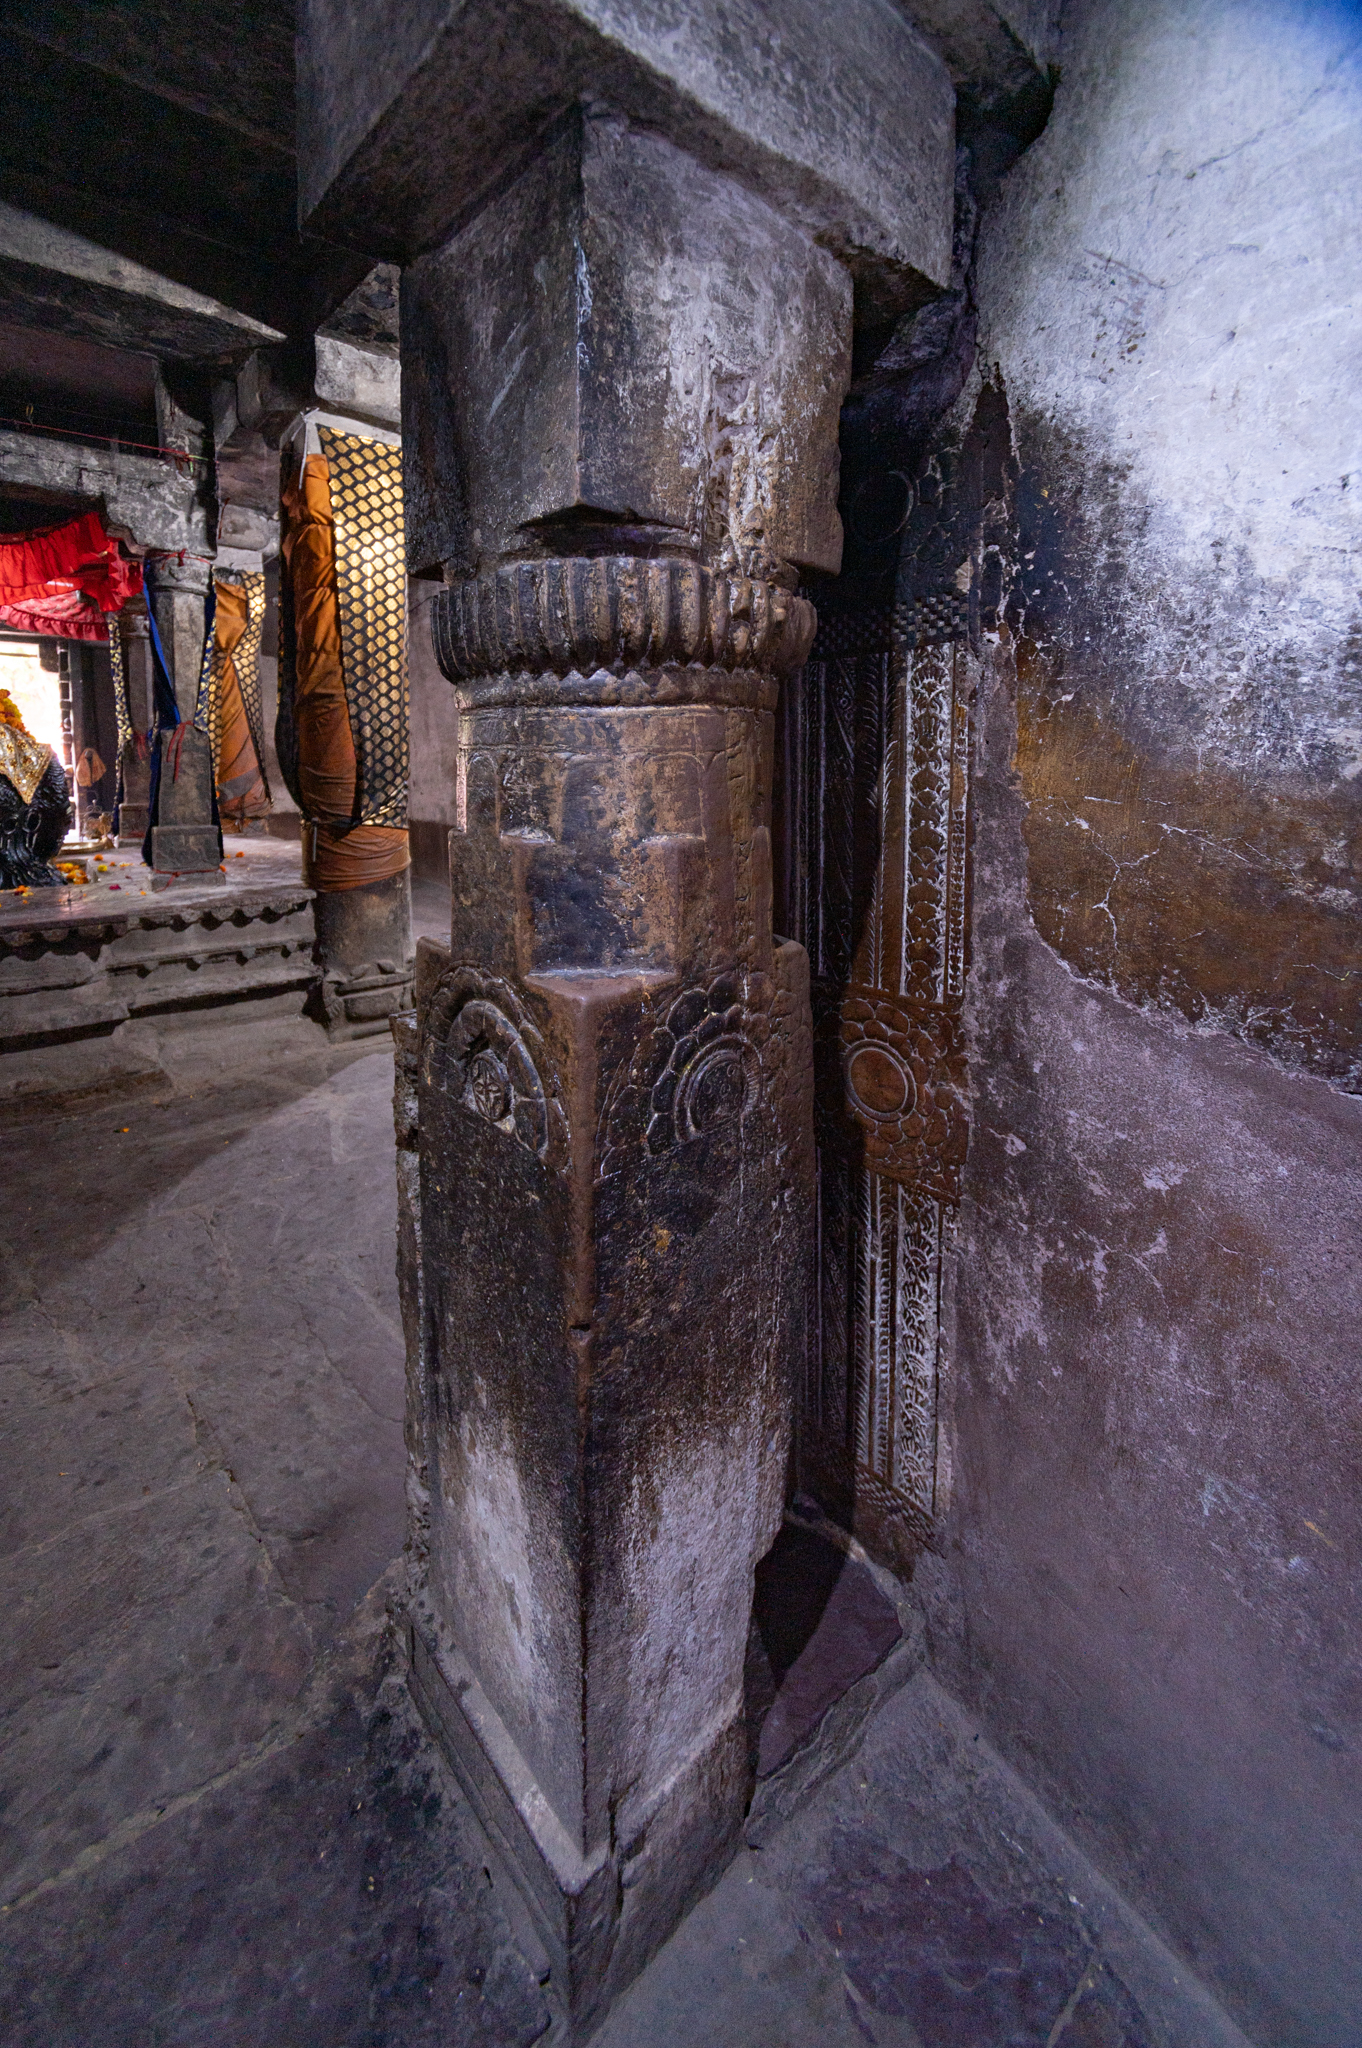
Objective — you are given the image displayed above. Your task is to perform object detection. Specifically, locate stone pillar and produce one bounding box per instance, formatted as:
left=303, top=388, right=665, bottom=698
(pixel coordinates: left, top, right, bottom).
left=115, top=608, right=153, bottom=846
left=392, top=113, right=847, bottom=2028
left=299, top=1, right=956, bottom=2030
left=146, top=553, right=222, bottom=880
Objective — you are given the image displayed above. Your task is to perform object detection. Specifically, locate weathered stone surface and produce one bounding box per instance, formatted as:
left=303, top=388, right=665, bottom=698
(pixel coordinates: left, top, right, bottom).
left=0, top=428, right=213, bottom=555
left=3, top=1040, right=405, bottom=1575
left=0, top=848, right=315, bottom=1058
left=0, top=1645, right=551, bottom=2048
left=143, top=553, right=223, bottom=876
left=212, top=349, right=312, bottom=514
left=940, top=649, right=1362, bottom=2047
left=434, top=562, right=816, bottom=690
left=402, top=113, right=850, bottom=583
left=213, top=335, right=402, bottom=517
left=0, top=1029, right=1248, bottom=2045
left=391, top=87, right=837, bottom=2023
left=403, top=700, right=815, bottom=2019
left=973, top=0, right=1362, bottom=1087
left=897, top=0, right=1061, bottom=106
left=913, top=16, right=1362, bottom=2042
left=1014, top=666, right=1362, bottom=1086
left=313, top=332, right=401, bottom=430
left=150, top=744, right=221, bottom=877
left=0, top=1469, right=313, bottom=1906
left=0, top=7, right=370, bottom=339
left=745, top=1518, right=905, bottom=1787
left=318, top=261, right=402, bottom=355
left=217, top=501, right=278, bottom=556
left=314, top=868, right=415, bottom=1039
left=598, top=1672, right=1249, bottom=2048
left=298, top=0, right=955, bottom=317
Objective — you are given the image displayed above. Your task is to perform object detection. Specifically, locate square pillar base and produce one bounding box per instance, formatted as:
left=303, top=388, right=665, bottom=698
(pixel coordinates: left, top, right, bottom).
left=316, top=965, right=416, bottom=1039
left=408, top=1609, right=747, bottom=2038
left=149, top=824, right=225, bottom=880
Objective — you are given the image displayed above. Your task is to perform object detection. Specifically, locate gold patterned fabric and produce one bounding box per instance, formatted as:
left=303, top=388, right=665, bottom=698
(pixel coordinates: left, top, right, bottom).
left=0, top=724, right=53, bottom=805
left=278, top=448, right=410, bottom=891
left=234, top=572, right=268, bottom=785
left=317, top=426, right=409, bottom=830
left=109, top=617, right=132, bottom=757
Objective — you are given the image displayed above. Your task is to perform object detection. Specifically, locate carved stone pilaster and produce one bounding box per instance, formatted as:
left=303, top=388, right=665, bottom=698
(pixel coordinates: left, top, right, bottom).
left=790, top=597, right=974, bottom=1571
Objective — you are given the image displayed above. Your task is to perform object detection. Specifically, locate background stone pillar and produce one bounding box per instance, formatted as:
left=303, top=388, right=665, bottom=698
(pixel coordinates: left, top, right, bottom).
left=146, top=553, right=221, bottom=879
left=277, top=410, right=413, bottom=1037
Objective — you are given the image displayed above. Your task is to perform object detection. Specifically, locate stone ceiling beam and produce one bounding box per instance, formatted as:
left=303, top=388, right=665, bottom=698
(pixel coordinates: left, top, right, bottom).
left=0, top=429, right=213, bottom=556
left=894, top=0, right=1059, bottom=110
left=298, top=0, right=957, bottom=322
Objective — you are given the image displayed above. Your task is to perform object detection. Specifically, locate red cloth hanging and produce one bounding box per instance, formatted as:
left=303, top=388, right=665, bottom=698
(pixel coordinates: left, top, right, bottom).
left=0, top=590, right=110, bottom=641
left=0, top=511, right=142, bottom=641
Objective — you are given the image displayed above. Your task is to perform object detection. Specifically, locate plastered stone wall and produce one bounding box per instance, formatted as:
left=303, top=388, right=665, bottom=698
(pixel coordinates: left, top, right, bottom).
left=927, top=5, right=1362, bottom=2043
left=977, top=0, right=1361, bottom=1084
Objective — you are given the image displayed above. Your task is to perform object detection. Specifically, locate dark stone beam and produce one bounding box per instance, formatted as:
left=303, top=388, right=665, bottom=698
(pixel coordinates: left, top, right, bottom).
left=0, top=429, right=213, bottom=555
left=299, top=0, right=956, bottom=322
left=0, top=28, right=372, bottom=340
left=0, top=203, right=284, bottom=363
left=0, top=0, right=297, bottom=151
left=898, top=0, right=1059, bottom=110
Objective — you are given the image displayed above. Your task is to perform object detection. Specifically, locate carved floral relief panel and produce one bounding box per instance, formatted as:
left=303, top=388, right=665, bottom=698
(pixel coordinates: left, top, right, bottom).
left=785, top=597, right=971, bottom=1567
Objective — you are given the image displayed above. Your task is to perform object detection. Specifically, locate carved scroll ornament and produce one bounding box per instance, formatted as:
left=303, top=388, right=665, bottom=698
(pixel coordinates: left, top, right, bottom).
left=420, top=964, right=569, bottom=1167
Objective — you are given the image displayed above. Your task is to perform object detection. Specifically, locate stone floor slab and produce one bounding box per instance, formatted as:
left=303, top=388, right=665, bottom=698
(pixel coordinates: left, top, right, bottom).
left=0, top=1467, right=313, bottom=1907
left=0, top=1046, right=406, bottom=1631
left=0, top=1618, right=550, bottom=2048
left=599, top=1671, right=1251, bottom=2048
left=0, top=1013, right=1251, bottom=2048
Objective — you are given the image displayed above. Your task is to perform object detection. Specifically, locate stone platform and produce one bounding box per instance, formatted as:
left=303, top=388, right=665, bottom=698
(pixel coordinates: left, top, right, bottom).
left=0, top=837, right=317, bottom=1110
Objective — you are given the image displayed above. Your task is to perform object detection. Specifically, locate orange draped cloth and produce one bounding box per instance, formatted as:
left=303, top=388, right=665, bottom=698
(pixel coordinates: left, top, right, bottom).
left=213, top=579, right=270, bottom=823
left=280, top=453, right=409, bottom=892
